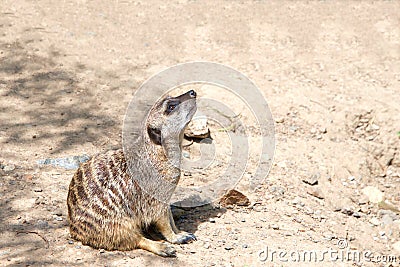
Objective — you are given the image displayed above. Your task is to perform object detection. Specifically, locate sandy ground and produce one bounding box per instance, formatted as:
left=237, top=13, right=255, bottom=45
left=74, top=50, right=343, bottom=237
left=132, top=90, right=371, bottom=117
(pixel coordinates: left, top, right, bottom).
left=1, top=1, right=400, bottom=266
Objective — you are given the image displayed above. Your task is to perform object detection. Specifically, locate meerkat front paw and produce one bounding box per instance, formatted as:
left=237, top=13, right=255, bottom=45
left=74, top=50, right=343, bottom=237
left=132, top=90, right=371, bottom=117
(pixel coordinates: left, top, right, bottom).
left=170, top=232, right=197, bottom=244
left=156, top=242, right=177, bottom=257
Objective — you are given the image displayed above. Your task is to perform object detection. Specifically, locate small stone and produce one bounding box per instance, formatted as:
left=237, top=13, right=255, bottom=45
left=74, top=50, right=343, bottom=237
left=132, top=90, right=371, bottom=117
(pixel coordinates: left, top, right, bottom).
left=3, top=164, right=15, bottom=172
left=362, top=186, right=384, bottom=204
left=307, top=188, right=324, bottom=199
left=182, top=151, right=190, bottom=158
left=23, top=174, right=33, bottom=180
left=220, top=189, right=250, bottom=207
left=393, top=241, right=400, bottom=253
left=240, top=218, right=246, bottom=223
left=369, top=217, right=381, bottom=226
left=242, top=244, right=248, bottom=248
left=68, top=240, right=74, bottom=244
left=381, top=214, right=394, bottom=225
left=55, top=217, right=63, bottom=221
left=75, top=245, right=81, bottom=249
left=36, top=220, right=49, bottom=229
left=33, top=188, right=43, bottom=192
left=204, top=243, right=211, bottom=249
left=358, top=195, right=369, bottom=205
left=53, top=210, right=63, bottom=216
left=99, top=249, right=105, bottom=253
left=348, top=176, right=355, bottom=181
left=302, top=173, right=319, bottom=186
left=352, top=212, right=361, bottom=218
left=275, top=117, right=284, bottom=123
left=271, top=224, right=279, bottom=230
left=185, top=115, right=210, bottom=139
left=379, top=231, right=386, bottom=237
left=209, top=218, right=216, bottom=223
left=224, top=246, right=233, bottom=251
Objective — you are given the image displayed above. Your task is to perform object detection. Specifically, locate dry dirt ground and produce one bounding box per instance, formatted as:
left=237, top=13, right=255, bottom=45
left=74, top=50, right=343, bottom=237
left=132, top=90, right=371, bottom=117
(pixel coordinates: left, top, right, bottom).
left=1, top=1, right=400, bottom=267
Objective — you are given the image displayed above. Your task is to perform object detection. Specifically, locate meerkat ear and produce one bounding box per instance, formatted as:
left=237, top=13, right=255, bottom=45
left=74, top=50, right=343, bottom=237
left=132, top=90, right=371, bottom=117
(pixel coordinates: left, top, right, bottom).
left=147, top=127, right=162, bottom=145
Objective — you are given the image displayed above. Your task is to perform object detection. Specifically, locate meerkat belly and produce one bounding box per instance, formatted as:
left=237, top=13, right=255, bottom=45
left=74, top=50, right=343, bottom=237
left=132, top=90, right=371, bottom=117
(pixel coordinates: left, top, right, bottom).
left=67, top=150, right=168, bottom=249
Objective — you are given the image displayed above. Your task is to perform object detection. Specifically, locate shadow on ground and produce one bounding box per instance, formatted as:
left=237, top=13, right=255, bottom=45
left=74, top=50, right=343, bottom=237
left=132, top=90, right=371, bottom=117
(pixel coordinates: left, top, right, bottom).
left=0, top=41, right=117, bottom=156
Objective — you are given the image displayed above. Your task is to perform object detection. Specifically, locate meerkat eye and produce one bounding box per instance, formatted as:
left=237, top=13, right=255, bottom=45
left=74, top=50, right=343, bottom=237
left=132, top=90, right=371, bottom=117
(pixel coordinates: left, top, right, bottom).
left=165, top=100, right=180, bottom=114
left=167, top=104, right=176, bottom=112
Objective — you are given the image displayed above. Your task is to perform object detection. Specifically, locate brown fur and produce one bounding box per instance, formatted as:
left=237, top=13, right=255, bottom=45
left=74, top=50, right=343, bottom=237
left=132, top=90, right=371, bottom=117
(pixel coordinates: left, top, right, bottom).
left=67, top=90, right=197, bottom=257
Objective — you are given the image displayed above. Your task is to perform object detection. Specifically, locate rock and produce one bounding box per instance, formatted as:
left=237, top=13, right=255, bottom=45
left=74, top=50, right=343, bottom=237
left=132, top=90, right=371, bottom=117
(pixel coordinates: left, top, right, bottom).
left=185, top=115, right=210, bottom=139
left=37, top=154, right=90, bottom=170
left=307, top=188, right=324, bottom=199
left=224, top=246, right=233, bottom=251
left=36, top=220, right=49, bottom=229
left=55, top=217, right=63, bottom=221
left=369, top=217, right=381, bottom=226
left=362, top=186, right=384, bottom=203
left=275, top=117, right=284, bottom=123
left=220, top=189, right=250, bottom=207
left=33, top=188, right=43, bottom=192
left=204, top=242, right=211, bottom=249
left=358, top=195, right=369, bottom=205
left=271, top=224, right=279, bottom=230
left=381, top=214, right=393, bottom=225
left=3, top=164, right=15, bottom=172
left=53, top=210, right=63, bottom=216
left=393, top=241, right=400, bottom=253
left=302, top=173, right=319, bottom=186
left=352, top=212, right=362, bottom=218
left=209, top=218, right=216, bottom=223
left=242, top=244, right=248, bottom=248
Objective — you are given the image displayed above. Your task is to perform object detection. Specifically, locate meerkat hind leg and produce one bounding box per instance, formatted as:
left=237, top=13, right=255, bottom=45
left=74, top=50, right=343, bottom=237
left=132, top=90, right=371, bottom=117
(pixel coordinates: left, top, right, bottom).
left=157, top=210, right=197, bottom=244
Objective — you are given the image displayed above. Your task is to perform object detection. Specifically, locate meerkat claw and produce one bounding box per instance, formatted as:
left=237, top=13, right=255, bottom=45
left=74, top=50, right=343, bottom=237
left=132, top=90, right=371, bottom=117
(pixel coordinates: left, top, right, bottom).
left=158, top=244, right=177, bottom=257
left=173, top=232, right=197, bottom=244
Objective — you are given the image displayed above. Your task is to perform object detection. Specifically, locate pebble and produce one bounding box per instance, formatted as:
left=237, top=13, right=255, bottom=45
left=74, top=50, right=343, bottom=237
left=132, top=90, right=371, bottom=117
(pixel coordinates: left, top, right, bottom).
left=242, top=244, right=248, bottom=248
left=182, top=151, right=190, bottom=158
left=75, top=245, right=81, bottom=249
left=352, top=212, right=361, bottom=218
left=224, top=246, right=233, bottom=251
left=369, top=217, right=381, bottom=226
left=53, top=210, right=63, bottom=216
left=204, top=243, right=211, bottom=249
left=393, top=241, right=400, bottom=253
left=36, top=220, right=49, bottom=229
left=209, top=218, right=216, bottom=223
left=381, top=214, right=393, bottom=225
left=302, top=173, right=319, bottom=186
left=275, top=117, right=284, bottom=123
left=307, top=188, right=324, bottom=199
left=3, top=164, right=15, bottom=172
left=55, top=217, right=63, bottom=221
left=33, top=188, right=43, bottom=192
left=68, top=240, right=74, bottom=244
left=37, top=155, right=90, bottom=170
left=362, top=186, right=384, bottom=204
left=271, top=224, right=279, bottom=230
left=185, top=115, right=210, bottom=139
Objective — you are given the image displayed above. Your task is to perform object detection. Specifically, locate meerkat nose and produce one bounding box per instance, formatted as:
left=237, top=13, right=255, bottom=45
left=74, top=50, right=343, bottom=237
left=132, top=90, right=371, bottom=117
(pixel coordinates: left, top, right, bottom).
left=188, top=90, right=196, bottom=98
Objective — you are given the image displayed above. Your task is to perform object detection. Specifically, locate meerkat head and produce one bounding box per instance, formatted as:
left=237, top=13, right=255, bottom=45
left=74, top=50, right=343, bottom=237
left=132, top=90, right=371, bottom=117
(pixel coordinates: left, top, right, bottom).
left=146, top=90, right=197, bottom=146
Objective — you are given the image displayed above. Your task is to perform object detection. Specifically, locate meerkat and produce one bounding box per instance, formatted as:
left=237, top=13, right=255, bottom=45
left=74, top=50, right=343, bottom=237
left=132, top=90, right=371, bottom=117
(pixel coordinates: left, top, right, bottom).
left=67, top=90, right=197, bottom=257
